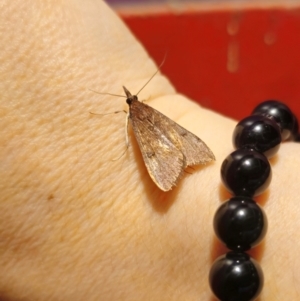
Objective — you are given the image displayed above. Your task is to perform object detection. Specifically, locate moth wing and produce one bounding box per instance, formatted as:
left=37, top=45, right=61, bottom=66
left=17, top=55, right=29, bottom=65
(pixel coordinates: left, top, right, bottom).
left=140, top=105, right=215, bottom=167
left=129, top=103, right=185, bottom=191
left=168, top=120, right=215, bottom=166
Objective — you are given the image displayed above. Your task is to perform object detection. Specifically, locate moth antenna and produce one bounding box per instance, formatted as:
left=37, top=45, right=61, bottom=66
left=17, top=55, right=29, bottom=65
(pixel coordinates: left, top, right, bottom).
left=87, top=88, right=126, bottom=98
left=89, top=110, right=127, bottom=116
left=74, top=83, right=126, bottom=98
left=136, top=54, right=167, bottom=96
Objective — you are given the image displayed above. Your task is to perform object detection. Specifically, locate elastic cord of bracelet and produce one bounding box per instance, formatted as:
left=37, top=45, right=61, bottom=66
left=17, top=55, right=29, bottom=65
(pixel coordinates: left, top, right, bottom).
left=209, top=100, right=299, bottom=301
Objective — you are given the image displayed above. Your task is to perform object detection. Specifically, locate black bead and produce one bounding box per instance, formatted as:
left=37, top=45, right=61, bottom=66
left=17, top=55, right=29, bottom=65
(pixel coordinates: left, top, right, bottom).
left=213, top=196, right=267, bottom=251
left=233, top=115, right=281, bottom=158
left=291, top=115, right=299, bottom=141
left=221, top=149, right=271, bottom=197
left=252, top=100, right=295, bottom=140
left=209, top=252, right=263, bottom=301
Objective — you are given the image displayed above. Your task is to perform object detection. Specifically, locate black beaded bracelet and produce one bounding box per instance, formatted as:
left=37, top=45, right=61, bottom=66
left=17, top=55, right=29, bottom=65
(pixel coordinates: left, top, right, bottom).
left=209, top=100, right=299, bottom=301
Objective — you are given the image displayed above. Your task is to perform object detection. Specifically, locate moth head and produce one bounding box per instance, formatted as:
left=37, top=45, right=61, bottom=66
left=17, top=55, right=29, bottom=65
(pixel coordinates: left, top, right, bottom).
left=123, top=86, right=137, bottom=105
left=126, top=95, right=138, bottom=105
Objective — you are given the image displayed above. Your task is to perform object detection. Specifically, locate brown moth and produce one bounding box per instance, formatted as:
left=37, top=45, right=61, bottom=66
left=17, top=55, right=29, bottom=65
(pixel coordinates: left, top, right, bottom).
left=91, top=65, right=215, bottom=191
left=120, top=86, right=215, bottom=191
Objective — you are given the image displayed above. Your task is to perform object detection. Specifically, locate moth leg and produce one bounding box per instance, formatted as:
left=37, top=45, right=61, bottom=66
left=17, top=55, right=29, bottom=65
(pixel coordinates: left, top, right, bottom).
left=90, top=109, right=129, bottom=161
left=141, top=95, right=151, bottom=103
left=112, top=112, right=130, bottom=161
left=89, top=110, right=127, bottom=116
left=125, top=111, right=130, bottom=148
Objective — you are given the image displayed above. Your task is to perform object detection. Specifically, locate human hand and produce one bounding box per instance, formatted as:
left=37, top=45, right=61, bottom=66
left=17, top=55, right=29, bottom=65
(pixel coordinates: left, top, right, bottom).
left=0, top=1, right=300, bottom=300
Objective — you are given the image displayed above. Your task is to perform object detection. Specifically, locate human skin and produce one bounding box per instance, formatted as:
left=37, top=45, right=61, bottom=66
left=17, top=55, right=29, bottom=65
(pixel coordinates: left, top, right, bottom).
left=0, top=0, right=300, bottom=300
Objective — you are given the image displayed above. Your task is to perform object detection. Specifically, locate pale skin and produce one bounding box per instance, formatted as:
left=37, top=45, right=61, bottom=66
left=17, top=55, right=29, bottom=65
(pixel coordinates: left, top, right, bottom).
left=0, top=1, right=300, bottom=300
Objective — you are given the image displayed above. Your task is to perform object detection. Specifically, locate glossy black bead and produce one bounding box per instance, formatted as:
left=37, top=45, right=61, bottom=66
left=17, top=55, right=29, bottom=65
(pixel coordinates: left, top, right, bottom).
left=213, top=197, right=267, bottom=251
left=221, top=149, right=271, bottom=197
left=252, top=100, right=294, bottom=140
left=291, top=115, right=299, bottom=141
left=209, top=252, right=263, bottom=301
left=233, top=115, right=281, bottom=158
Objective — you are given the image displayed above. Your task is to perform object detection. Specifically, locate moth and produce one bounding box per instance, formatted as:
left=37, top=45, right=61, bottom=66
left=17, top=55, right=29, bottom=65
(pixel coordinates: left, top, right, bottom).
left=91, top=71, right=215, bottom=191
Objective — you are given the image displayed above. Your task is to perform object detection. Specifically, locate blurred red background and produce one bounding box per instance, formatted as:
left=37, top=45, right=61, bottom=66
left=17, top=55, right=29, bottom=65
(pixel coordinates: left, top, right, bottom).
left=120, top=7, right=300, bottom=121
